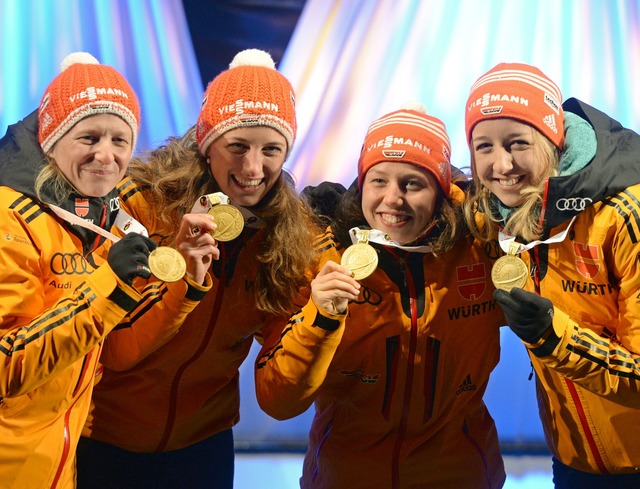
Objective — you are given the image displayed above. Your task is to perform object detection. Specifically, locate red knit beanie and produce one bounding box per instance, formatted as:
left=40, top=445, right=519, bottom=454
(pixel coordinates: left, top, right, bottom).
left=465, top=62, right=564, bottom=149
left=38, top=52, right=140, bottom=153
left=196, top=49, right=297, bottom=157
left=358, top=101, right=451, bottom=194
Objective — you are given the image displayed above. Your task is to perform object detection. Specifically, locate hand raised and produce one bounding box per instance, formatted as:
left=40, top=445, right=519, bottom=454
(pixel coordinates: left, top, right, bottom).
left=311, top=260, right=361, bottom=315
left=176, top=213, right=220, bottom=284
left=108, top=233, right=158, bottom=285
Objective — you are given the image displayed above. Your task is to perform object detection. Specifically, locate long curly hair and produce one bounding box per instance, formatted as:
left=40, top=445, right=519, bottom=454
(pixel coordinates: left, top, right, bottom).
left=127, top=126, right=322, bottom=317
left=463, top=129, right=560, bottom=243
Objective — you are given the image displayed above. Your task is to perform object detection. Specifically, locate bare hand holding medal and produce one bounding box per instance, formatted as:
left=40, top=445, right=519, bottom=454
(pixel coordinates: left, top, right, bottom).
left=341, top=229, right=379, bottom=280
left=192, top=193, right=245, bottom=242
left=208, top=204, right=244, bottom=241
left=176, top=212, right=220, bottom=284
left=151, top=211, right=222, bottom=284
left=311, top=260, right=361, bottom=316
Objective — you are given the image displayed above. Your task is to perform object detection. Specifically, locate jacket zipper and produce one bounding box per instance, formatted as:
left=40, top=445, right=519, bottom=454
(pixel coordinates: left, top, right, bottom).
left=532, top=249, right=609, bottom=474
left=462, top=420, right=492, bottom=488
left=155, top=241, right=237, bottom=451
left=564, top=378, right=609, bottom=473
left=51, top=348, right=96, bottom=488
left=390, top=259, right=418, bottom=489
left=50, top=410, right=71, bottom=489
left=51, top=200, right=106, bottom=485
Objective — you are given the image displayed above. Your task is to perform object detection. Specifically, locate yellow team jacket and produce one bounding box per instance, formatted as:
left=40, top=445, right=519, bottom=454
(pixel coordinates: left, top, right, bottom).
left=0, top=183, right=208, bottom=488
left=520, top=187, right=640, bottom=474
left=501, top=98, right=640, bottom=474
left=256, top=191, right=506, bottom=488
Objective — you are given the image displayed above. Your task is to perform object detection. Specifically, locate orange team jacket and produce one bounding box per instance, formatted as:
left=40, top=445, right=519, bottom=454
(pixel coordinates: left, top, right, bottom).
left=0, top=182, right=209, bottom=488
left=255, top=196, right=506, bottom=488
left=83, top=177, right=283, bottom=452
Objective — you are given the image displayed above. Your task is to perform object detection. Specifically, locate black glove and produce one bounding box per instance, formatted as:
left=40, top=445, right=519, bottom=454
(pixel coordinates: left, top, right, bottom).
left=301, top=181, right=347, bottom=219
left=108, top=233, right=158, bottom=285
left=494, top=288, right=554, bottom=343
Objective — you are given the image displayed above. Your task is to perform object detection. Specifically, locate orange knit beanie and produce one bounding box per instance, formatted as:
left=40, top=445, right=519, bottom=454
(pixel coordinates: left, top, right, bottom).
left=358, top=101, right=452, bottom=194
left=196, top=49, right=296, bottom=157
left=465, top=62, right=564, bottom=149
left=38, top=52, right=140, bottom=153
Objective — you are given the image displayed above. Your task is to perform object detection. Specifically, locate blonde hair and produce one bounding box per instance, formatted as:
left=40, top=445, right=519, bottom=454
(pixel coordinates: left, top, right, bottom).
left=463, top=129, right=560, bottom=242
left=127, top=126, right=322, bottom=317
left=34, top=156, right=73, bottom=204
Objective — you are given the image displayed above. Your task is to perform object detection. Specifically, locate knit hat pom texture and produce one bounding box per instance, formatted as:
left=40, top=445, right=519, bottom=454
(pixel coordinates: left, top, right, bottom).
left=38, top=51, right=140, bottom=153
left=465, top=62, right=564, bottom=149
left=229, top=49, right=276, bottom=70
left=358, top=100, right=452, bottom=194
left=196, top=48, right=297, bottom=157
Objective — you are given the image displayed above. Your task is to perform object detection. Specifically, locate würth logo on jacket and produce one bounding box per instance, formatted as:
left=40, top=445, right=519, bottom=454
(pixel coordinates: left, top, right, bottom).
left=448, top=263, right=496, bottom=320
left=75, top=198, right=90, bottom=218
left=573, top=242, right=601, bottom=279
left=456, top=263, right=487, bottom=301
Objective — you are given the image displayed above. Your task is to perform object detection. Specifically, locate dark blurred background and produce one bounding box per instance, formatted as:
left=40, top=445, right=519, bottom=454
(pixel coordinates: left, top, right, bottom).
left=182, top=0, right=305, bottom=87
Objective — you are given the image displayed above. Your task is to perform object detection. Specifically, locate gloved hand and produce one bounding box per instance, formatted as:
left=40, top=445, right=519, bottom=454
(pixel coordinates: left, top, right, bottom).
left=301, top=181, right=348, bottom=219
left=108, top=233, right=158, bottom=285
left=494, top=288, right=554, bottom=343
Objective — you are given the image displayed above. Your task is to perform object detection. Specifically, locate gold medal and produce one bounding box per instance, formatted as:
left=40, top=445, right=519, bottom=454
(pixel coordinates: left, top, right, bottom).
left=341, top=230, right=378, bottom=280
left=148, top=246, right=186, bottom=283
left=208, top=204, right=244, bottom=242
left=491, top=242, right=528, bottom=292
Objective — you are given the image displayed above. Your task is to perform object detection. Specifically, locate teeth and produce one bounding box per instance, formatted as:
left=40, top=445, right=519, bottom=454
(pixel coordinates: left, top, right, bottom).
left=499, top=178, right=519, bottom=187
left=381, top=213, right=408, bottom=224
left=234, top=176, right=262, bottom=187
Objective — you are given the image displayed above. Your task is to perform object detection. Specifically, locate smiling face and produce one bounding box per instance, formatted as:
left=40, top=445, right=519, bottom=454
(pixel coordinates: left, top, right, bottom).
left=49, top=114, right=133, bottom=197
left=207, top=126, right=287, bottom=207
left=361, top=162, right=440, bottom=245
left=471, top=118, right=550, bottom=208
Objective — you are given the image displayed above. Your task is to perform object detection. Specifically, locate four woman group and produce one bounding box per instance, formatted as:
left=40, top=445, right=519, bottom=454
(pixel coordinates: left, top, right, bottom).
left=1, top=48, right=639, bottom=489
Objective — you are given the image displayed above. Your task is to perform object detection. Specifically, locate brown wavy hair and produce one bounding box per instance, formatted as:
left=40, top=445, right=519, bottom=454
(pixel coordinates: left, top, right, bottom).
left=126, top=126, right=322, bottom=317
left=463, top=128, right=560, bottom=243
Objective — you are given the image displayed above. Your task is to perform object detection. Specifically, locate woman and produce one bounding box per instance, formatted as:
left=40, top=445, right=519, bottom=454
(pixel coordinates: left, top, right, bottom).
left=76, top=49, right=322, bottom=488
left=463, top=62, right=640, bottom=487
left=255, top=103, right=506, bottom=488
left=0, top=53, right=212, bottom=489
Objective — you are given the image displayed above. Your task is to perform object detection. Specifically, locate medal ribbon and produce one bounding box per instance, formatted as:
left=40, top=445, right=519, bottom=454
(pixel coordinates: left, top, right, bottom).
left=498, top=216, right=577, bottom=255
left=190, top=192, right=264, bottom=228
left=348, top=227, right=433, bottom=253
left=49, top=204, right=186, bottom=283
left=49, top=204, right=149, bottom=243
